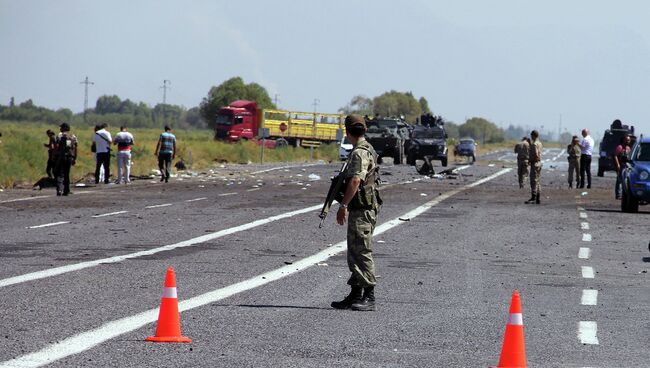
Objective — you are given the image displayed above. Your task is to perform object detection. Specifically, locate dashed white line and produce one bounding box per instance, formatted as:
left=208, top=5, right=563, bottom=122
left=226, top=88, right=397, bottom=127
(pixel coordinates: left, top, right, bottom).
left=580, top=222, right=590, bottom=230
left=581, top=290, right=598, bottom=306
left=578, top=321, right=599, bottom=345
left=251, top=163, right=319, bottom=174
left=92, top=211, right=128, bottom=218
left=577, top=206, right=585, bottom=211
left=582, top=233, right=592, bottom=242
left=578, top=247, right=591, bottom=259
left=185, top=197, right=207, bottom=203
left=581, top=266, right=595, bottom=278
left=218, top=192, right=237, bottom=197
left=1, top=195, right=52, bottom=203
left=246, top=188, right=261, bottom=192
left=145, top=203, right=172, bottom=209
left=579, top=212, right=588, bottom=219
left=0, top=169, right=513, bottom=367
left=26, top=221, right=69, bottom=229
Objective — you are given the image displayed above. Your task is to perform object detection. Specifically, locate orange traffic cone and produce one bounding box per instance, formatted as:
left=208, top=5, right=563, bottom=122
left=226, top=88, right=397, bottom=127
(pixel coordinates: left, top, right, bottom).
left=494, top=290, right=526, bottom=367
left=146, top=267, right=192, bottom=343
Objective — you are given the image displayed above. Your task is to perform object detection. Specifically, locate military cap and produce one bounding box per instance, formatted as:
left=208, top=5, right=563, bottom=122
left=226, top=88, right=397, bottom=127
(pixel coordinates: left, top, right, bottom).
left=59, top=122, right=71, bottom=131
left=344, top=114, right=366, bottom=130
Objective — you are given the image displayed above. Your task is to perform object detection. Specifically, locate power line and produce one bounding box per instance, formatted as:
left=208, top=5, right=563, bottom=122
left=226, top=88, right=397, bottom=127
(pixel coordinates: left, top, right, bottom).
left=80, top=76, right=94, bottom=122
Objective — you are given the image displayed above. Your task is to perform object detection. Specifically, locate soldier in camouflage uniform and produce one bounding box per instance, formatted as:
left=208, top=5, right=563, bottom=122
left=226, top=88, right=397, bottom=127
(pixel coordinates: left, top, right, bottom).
left=514, top=137, right=530, bottom=188
left=567, top=135, right=581, bottom=188
left=525, top=130, right=543, bottom=204
left=54, top=122, right=78, bottom=196
left=331, top=115, right=381, bottom=312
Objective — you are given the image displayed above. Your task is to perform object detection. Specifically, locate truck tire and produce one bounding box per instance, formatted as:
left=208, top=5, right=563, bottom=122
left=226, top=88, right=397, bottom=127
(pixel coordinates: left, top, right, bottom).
left=441, top=158, right=448, bottom=167
left=394, top=141, right=405, bottom=165
left=275, top=138, right=288, bottom=148
left=407, top=153, right=415, bottom=166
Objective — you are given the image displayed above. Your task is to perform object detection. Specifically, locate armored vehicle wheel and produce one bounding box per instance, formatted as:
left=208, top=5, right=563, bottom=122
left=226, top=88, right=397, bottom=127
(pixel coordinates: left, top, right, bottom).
left=441, top=158, right=448, bottom=167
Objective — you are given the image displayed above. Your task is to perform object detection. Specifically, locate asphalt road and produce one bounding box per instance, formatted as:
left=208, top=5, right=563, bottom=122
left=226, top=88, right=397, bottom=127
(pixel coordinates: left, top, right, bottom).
left=0, top=152, right=648, bottom=367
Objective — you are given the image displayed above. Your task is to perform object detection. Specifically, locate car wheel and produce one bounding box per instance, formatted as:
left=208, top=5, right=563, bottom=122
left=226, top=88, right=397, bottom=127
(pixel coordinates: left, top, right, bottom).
left=630, top=195, right=639, bottom=213
left=621, top=190, right=629, bottom=212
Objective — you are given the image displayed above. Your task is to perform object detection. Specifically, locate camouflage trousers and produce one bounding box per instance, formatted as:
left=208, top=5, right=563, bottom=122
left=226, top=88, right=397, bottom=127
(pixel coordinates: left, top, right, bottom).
left=346, top=207, right=378, bottom=288
left=517, top=160, right=529, bottom=188
left=530, top=162, right=542, bottom=195
left=568, top=158, right=580, bottom=186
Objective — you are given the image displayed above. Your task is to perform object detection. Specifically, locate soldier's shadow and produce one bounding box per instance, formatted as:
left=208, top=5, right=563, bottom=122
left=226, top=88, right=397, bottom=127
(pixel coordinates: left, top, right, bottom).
left=586, top=208, right=650, bottom=215
left=213, top=304, right=331, bottom=311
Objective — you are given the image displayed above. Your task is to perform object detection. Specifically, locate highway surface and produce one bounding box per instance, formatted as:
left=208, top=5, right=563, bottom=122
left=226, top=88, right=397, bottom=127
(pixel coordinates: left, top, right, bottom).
left=0, top=150, right=648, bottom=367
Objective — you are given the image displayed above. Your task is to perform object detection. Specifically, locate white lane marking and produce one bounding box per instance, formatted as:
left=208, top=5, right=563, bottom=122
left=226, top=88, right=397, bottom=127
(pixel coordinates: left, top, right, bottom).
left=0, top=169, right=513, bottom=367
left=582, top=233, right=592, bottom=242
left=145, top=203, right=172, bottom=209
left=577, top=206, right=585, bottom=211
left=91, top=211, right=128, bottom=218
left=218, top=192, right=237, bottom=197
left=251, top=163, right=319, bottom=174
left=185, top=197, right=207, bottom=202
left=578, top=247, right=591, bottom=259
left=246, top=188, right=261, bottom=192
left=0, top=195, right=51, bottom=203
left=581, top=290, right=598, bottom=306
left=581, top=266, right=595, bottom=278
left=578, top=321, right=599, bottom=345
left=579, top=212, right=588, bottom=219
left=580, top=222, right=590, bottom=230
left=26, top=221, right=69, bottom=229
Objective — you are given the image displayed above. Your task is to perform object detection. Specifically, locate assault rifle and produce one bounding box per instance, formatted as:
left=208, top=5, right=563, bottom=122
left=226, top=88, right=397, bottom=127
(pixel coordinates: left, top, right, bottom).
left=318, top=161, right=348, bottom=228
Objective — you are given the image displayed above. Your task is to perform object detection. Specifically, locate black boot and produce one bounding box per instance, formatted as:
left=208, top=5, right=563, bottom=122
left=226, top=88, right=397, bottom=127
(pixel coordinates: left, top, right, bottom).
left=331, top=286, right=362, bottom=310
left=535, top=193, right=540, bottom=204
left=525, top=194, right=536, bottom=204
left=351, top=287, right=375, bottom=311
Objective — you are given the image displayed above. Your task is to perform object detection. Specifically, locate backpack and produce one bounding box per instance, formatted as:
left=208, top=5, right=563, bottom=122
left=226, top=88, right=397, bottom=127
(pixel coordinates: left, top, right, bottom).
left=56, top=133, right=76, bottom=159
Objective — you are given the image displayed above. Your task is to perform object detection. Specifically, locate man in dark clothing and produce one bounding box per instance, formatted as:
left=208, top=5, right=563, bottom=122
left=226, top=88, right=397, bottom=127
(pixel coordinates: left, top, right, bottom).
left=44, top=129, right=56, bottom=178
left=54, top=123, right=78, bottom=196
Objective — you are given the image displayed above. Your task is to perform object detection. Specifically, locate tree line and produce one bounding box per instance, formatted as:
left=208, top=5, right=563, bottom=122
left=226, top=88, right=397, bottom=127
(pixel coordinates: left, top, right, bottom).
left=1, top=76, right=536, bottom=143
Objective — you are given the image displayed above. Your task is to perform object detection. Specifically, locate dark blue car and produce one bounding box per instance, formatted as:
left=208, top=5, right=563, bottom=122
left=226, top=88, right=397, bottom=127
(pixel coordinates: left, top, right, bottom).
left=454, top=138, right=476, bottom=163
left=621, top=136, right=650, bottom=212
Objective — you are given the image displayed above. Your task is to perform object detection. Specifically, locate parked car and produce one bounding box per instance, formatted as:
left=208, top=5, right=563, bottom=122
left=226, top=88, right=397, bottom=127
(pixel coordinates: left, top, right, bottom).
left=621, top=136, right=650, bottom=213
left=339, top=136, right=353, bottom=160
left=454, top=138, right=476, bottom=163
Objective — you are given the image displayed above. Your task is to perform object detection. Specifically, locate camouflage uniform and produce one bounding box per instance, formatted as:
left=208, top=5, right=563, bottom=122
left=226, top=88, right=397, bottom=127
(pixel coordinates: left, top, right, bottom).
left=514, top=140, right=529, bottom=188
left=567, top=143, right=581, bottom=188
left=344, top=137, right=380, bottom=288
left=528, top=138, right=543, bottom=196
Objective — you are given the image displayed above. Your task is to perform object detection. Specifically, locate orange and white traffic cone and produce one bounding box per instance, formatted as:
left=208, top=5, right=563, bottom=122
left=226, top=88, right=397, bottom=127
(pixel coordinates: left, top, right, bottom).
left=146, top=267, right=192, bottom=343
left=494, top=290, right=526, bottom=367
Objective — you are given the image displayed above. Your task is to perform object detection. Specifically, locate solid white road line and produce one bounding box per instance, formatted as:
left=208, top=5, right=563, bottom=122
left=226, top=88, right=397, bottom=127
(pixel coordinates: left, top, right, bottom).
left=185, top=197, right=207, bottom=202
left=578, top=321, right=599, bottom=345
left=578, top=247, right=591, bottom=259
left=145, top=203, right=172, bottom=209
left=26, top=221, right=69, bottom=229
left=582, top=233, right=592, bottom=242
left=251, top=163, right=319, bottom=175
left=0, top=195, right=52, bottom=203
left=580, top=222, right=590, bottom=230
left=579, top=212, right=588, bottom=219
left=581, top=290, right=598, bottom=306
left=0, top=168, right=512, bottom=368
left=91, top=211, right=128, bottom=218
left=581, top=266, right=595, bottom=278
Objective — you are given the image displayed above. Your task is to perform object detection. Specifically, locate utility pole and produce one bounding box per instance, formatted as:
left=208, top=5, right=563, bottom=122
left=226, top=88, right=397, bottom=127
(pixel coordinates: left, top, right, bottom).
left=80, top=76, right=94, bottom=123
left=274, top=94, right=280, bottom=108
left=160, top=80, right=171, bottom=125
left=558, top=114, right=562, bottom=142
left=312, top=98, right=320, bottom=113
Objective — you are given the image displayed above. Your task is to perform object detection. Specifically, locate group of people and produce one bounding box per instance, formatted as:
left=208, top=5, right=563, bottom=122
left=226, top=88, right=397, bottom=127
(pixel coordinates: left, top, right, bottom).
left=43, top=123, right=177, bottom=195
left=514, top=130, right=543, bottom=204
left=566, top=129, right=595, bottom=189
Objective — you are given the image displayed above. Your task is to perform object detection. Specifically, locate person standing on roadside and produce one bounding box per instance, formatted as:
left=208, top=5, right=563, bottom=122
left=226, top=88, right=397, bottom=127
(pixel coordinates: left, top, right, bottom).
left=331, top=115, right=382, bottom=312
left=579, top=128, right=594, bottom=189
left=614, top=135, right=631, bottom=199
left=113, top=126, right=134, bottom=184
left=514, top=137, right=530, bottom=189
left=54, top=123, right=77, bottom=196
left=44, top=129, right=56, bottom=178
left=567, top=135, right=581, bottom=188
left=525, top=130, right=543, bottom=204
left=94, top=123, right=112, bottom=184
left=154, top=125, right=176, bottom=183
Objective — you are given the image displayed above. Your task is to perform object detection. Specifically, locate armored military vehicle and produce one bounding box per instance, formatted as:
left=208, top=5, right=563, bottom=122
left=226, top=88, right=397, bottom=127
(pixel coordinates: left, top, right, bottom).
left=406, top=114, right=448, bottom=167
left=364, top=116, right=411, bottom=164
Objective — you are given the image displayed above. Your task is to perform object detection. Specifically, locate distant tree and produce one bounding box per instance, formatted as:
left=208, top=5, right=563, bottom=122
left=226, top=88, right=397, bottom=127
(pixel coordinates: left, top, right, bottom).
left=445, top=121, right=460, bottom=139
left=95, top=95, right=122, bottom=115
left=119, top=99, right=137, bottom=114
left=339, top=95, right=373, bottom=115
left=9, top=97, right=15, bottom=107
left=372, top=90, right=422, bottom=122
left=419, top=97, right=430, bottom=114
left=19, top=99, right=34, bottom=109
left=182, top=107, right=206, bottom=129
left=459, top=117, right=504, bottom=144
left=199, top=77, right=276, bottom=125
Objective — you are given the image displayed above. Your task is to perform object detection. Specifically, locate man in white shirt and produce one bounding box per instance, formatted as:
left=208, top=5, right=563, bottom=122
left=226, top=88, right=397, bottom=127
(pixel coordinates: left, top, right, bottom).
left=579, top=128, right=595, bottom=189
left=113, top=126, right=134, bottom=184
left=94, top=123, right=112, bottom=184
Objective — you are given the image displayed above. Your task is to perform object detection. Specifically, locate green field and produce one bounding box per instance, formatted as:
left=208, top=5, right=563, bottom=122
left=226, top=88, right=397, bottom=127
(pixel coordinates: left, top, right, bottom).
left=0, top=123, right=339, bottom=188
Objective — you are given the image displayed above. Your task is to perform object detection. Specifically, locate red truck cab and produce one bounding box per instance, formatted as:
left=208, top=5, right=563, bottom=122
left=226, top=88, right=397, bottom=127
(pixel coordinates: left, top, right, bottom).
left=214, top=100, right=259, bottom=142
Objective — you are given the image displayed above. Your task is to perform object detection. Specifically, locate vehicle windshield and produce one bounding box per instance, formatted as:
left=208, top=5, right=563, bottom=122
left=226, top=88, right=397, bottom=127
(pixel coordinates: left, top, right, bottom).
left=215, top=114, right=232, bottom=125
left=369, top=120, right=400, bottom=129
left=635, top=143, right=650, bottom=161
left=460, top=139, right=474, bottom=145
left=412, top=129, right=444, bottom=139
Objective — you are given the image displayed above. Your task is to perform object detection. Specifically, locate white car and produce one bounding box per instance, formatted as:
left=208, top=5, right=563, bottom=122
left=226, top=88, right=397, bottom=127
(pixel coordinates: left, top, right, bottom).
left=339, top=137, right=353, bottom=160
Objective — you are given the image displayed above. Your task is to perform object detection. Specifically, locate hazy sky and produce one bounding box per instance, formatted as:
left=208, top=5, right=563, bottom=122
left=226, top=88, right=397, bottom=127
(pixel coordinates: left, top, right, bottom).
left=2, top=0, right=650, bottom=136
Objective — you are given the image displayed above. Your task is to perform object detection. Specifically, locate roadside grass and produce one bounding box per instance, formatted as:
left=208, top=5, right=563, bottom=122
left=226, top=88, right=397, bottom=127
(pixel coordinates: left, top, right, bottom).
left=0, top=122, right=339, bottom=188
